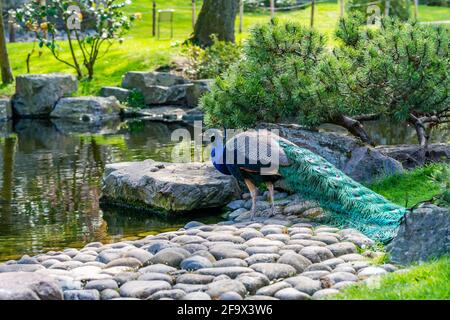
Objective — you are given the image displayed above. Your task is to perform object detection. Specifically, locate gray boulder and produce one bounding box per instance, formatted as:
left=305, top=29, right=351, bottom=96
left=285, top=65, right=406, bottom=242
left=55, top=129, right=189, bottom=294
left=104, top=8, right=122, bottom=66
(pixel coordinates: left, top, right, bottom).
left=51, top=96, right=122, bottom=123
left=0, top=98, right=12, bottom=121
left=13, top=73, right=77, bottom=117
left=121, top=72, right=190, bottom=105
left=100, top=87, right=131, bottom=102
left=261, top=123, right=403, bottom=183
left=140, top=86, right=172, bottom=105
left=0, top=272, right=63, bottom=300
left=102, top=159, right=240, bottom=213
left=122, top=72, right=187, bottom=89
left=186, top=79, right=213, bottom=107
left=386, top=204, right=450, bottom=265
left=376, top=144, right=450, bottom=169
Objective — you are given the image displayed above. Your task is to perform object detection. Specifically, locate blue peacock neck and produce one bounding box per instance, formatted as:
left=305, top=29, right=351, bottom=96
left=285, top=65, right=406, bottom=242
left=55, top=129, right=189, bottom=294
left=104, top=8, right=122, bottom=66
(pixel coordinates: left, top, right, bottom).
left=211, top=145, right=231, bottom=175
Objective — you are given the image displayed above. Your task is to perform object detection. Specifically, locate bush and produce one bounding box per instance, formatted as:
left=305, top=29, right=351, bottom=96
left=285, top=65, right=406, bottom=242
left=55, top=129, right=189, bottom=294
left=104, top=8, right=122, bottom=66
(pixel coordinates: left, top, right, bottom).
left=183, top=35, right=242, bottom=80
left=348, top=0, right=411, bottom=21
left=126, top=89, right=145, bottom=109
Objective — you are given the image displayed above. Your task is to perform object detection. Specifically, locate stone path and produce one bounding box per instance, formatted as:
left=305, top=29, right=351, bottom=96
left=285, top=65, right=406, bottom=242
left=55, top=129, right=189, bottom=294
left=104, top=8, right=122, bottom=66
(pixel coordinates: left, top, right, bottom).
left=0, top=196, right=402, bottom=300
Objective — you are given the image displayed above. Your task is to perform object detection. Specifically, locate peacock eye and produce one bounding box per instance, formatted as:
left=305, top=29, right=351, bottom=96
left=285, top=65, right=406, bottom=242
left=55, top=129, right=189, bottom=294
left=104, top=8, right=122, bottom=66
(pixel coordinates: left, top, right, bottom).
left=211, top=136, right=216, bottom=143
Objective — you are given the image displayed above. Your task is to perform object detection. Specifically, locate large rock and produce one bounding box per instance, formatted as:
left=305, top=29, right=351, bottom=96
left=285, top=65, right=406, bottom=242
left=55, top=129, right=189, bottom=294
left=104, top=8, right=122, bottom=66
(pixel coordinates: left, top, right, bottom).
left=377, top=144, right=450, bottom=169
left=122, top=72, right=187, bottom=89
left=0, top=98, right=12, bottom=121
left=121, top=72, right=191, bottom=105
left=51, top=96, right=122, bottom=123
left=101, top=159, right=240, bottom=213
left=260, top=124, right=403, bottom=183
left=186, top=79, right=213, bottom=107
left=13, top=73, right=77, bottom=117
left=386, top=204, right=450, bottom=265
left=100, top=87, right=131, bottom=102
left=0, top=272, right=63, bottom=300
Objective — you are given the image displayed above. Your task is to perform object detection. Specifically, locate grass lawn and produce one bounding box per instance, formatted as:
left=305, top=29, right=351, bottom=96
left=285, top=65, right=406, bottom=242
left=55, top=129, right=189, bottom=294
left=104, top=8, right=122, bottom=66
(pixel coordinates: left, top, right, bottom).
left=368, top=163, right=449, bottom=208
left=336, top=256, right=450, bottom=300
left=2, top=1, right=450, bottom=97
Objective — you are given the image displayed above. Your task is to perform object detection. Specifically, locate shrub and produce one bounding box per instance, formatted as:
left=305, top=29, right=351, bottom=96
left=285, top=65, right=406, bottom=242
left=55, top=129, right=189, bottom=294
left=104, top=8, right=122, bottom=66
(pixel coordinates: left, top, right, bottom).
left=183, top=35, right=242, bottom=80
left=126, top=89, right=145, bottom=109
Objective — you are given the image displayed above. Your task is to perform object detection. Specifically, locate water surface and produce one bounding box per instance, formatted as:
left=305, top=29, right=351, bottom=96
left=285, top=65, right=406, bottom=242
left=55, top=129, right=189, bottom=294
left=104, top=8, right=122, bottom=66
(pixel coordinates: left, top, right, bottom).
left=0, top=119, right=221, bottom=261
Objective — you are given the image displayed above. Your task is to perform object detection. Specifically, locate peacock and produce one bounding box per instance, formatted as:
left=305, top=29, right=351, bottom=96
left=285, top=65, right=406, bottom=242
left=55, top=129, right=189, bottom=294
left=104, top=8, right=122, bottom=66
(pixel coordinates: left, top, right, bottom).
left=211, top=130, right=407, bottom=243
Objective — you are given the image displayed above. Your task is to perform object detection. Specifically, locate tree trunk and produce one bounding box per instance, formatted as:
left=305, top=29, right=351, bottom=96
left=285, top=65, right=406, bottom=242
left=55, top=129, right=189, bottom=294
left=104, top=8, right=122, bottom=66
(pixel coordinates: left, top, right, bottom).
left=408, top=115, right=431, bottom=165
left=0, top=2, right=14, bottom=84
left=332, top=115, right=374, bottom=145
left=190, top=0, right=239, bottom=47
left=311, top=0, right=316, bottom=27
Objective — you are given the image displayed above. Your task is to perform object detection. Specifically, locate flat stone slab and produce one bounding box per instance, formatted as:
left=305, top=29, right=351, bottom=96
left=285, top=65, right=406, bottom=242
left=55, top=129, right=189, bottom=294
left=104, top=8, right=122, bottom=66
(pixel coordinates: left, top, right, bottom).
left=51, top=96, right=122, bottom=123
left=101, top=159, right=239, bottom=213
left=123, top=106, right=191, bottom=122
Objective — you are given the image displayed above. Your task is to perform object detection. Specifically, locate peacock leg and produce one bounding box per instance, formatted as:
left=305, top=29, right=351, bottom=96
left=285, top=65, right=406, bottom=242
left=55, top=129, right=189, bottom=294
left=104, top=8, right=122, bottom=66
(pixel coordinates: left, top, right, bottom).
left=267, top=181, right=276, bottom=217
left=244, top=178, right=258, bottom=220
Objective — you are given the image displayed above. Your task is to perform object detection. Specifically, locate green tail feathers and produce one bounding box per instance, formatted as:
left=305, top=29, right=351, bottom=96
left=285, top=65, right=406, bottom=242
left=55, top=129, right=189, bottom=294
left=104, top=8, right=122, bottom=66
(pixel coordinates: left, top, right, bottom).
left=279, top=142, right=406, bottom=243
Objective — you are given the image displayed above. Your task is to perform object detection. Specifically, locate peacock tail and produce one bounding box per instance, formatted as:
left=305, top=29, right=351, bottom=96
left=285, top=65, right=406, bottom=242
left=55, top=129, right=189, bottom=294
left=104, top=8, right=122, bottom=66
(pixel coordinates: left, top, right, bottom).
left=279, top=141, right=407, bottom=243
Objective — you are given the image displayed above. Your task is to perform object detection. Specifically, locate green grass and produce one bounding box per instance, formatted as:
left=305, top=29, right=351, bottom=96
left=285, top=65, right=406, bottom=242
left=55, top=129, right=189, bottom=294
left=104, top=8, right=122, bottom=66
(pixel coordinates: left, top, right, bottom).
left=368, top=163, right=449, bottom=208
left=336, top=256, right=450, bottom=300
left=2, top=1, right=449, bottom=97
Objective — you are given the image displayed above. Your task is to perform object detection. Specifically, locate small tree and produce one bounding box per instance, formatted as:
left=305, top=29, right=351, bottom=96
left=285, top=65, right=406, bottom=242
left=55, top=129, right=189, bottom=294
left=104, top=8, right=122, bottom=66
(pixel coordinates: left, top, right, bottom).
left=183, top=35, right=242, bottom=80
left=0, top=1, right=14, bottom=84
left=15, top=0, right=136, bottom=79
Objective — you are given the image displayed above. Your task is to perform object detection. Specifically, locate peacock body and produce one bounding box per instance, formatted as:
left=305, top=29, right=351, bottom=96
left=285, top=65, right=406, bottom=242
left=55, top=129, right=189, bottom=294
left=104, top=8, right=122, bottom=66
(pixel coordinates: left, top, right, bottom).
left=211, top=131, right=407, bottom=243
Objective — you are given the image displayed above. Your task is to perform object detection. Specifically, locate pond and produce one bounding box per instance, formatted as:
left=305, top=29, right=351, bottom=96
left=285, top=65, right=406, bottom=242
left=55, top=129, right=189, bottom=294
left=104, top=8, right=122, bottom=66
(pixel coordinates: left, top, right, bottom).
left=0, top=119, right=223, bottom=262
left=0, top=118, right=448, bottom=262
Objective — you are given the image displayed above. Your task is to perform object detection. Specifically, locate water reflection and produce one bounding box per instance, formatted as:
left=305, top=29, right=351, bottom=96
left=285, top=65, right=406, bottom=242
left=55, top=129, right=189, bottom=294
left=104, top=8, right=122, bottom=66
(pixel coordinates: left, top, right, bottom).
left=0, top=119, right=219, bottom=261
left=320, top=120, right=449, bottom=145
left=363, top=120, right=449, bottom=146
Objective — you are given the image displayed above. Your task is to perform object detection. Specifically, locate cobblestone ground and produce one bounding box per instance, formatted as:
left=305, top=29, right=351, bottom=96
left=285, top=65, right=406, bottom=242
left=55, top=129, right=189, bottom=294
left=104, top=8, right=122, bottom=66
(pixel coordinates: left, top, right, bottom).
left=0, top=192, right=403, bottom=300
